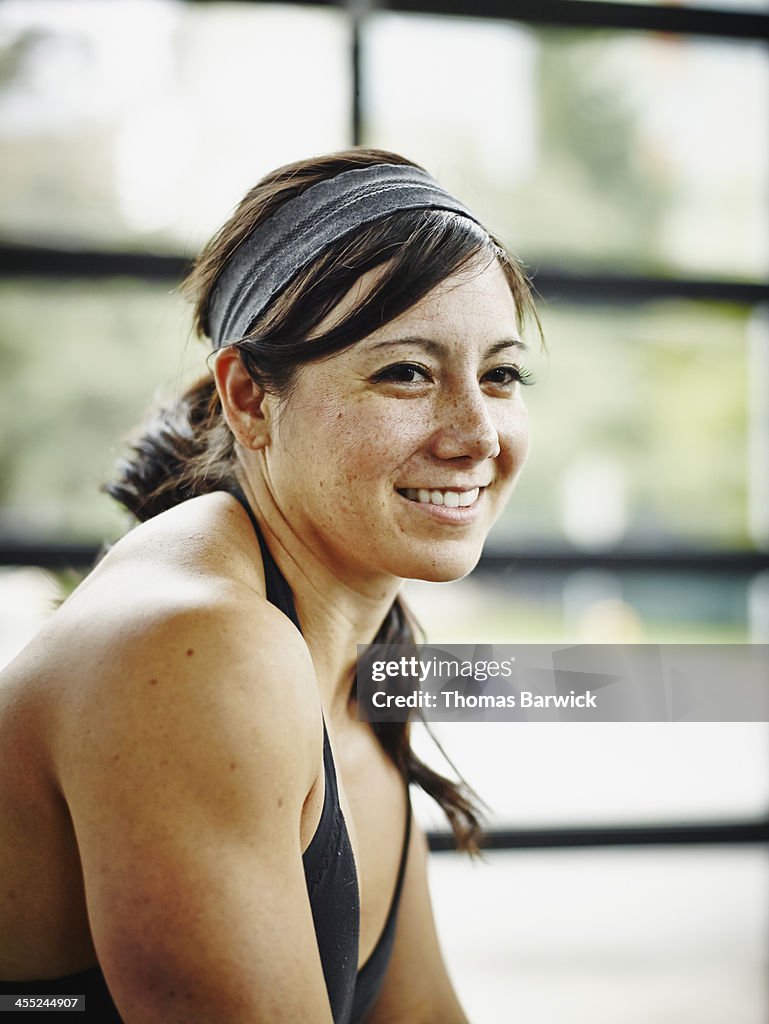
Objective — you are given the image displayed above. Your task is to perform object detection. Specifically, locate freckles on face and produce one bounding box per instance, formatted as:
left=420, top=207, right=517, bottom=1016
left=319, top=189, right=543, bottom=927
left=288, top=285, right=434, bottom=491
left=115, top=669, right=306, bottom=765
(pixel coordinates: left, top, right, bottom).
left=300, top=387, right=422, bottom=497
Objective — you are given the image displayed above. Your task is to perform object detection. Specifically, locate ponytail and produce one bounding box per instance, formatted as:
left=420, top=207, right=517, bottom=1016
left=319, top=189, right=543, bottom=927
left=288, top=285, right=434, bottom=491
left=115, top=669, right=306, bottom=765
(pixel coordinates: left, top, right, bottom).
left=104, top=374, right=234, bottom=523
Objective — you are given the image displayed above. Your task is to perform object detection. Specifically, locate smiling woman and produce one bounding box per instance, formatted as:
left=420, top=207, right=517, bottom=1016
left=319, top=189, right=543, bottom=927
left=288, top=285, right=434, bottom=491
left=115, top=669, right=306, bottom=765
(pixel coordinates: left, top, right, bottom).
left=0, top=149, right=538, bottom=1023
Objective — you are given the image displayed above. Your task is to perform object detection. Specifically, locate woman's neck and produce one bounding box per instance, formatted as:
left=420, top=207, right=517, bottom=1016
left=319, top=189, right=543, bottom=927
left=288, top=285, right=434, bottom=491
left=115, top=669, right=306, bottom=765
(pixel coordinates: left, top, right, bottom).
left=236, top=476, right=402, bottom=722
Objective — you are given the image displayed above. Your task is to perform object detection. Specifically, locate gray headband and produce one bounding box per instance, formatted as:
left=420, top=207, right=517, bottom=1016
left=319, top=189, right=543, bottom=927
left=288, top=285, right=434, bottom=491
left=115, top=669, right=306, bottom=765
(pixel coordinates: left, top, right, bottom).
left=208, top=163, right=483, bottom=349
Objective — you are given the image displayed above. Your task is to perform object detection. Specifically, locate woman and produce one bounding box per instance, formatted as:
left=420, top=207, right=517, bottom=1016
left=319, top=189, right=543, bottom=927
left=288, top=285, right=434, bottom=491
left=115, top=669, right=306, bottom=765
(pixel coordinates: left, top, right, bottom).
left=0, top=148, right=537, bottom=1022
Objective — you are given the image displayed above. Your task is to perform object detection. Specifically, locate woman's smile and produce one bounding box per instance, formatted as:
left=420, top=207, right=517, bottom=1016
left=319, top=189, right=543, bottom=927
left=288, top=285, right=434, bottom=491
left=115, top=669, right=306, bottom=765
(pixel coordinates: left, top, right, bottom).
left=397, top=486, right=482, bottom=508
left=395, top=485, right=485, bottom=524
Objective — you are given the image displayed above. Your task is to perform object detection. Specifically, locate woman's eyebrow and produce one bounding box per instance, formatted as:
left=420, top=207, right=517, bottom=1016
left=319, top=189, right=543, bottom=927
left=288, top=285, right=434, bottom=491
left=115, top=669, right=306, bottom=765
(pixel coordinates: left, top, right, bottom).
left=366, top=336, right=528, bottom=357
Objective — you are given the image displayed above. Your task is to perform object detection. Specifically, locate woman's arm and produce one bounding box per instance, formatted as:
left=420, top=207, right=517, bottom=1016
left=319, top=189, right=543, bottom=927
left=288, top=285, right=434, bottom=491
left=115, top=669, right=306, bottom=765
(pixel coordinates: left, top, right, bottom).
left=365, top=817, right=471, bottom=1024
left=53, top=592, right=334, bottom=1024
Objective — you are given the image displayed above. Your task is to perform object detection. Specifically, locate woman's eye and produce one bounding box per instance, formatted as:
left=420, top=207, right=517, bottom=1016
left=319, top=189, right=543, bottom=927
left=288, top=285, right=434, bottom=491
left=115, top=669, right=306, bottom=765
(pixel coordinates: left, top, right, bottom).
left=373, top=363, right=431, bottom=384
left=484, top=364, right=535, bottom=387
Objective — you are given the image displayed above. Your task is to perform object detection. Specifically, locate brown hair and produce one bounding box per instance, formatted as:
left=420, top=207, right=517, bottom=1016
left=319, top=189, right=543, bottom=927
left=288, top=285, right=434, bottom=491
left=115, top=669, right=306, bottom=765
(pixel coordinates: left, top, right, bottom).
left=107, top=147, right=539, bottom=852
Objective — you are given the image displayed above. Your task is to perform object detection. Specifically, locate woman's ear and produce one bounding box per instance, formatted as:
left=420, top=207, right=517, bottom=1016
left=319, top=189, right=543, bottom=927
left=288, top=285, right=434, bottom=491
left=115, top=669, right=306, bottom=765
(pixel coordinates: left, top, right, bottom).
left=212, top=347, right=272, bottom=450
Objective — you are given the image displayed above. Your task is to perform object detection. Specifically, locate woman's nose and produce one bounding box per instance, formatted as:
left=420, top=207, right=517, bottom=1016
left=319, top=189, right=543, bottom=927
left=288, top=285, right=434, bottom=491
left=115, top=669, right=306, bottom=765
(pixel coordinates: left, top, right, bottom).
left=429, top=386, right=501, bottom=462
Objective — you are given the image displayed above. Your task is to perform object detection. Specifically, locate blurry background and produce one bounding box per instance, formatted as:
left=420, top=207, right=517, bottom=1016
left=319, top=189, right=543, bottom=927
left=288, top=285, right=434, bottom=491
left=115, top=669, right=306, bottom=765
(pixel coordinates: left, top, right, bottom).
left=0, top=0, right=767, bottom=1021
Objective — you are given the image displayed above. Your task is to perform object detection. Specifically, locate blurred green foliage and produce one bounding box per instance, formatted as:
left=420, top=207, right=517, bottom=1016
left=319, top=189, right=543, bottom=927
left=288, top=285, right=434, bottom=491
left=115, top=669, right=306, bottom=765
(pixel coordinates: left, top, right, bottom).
left=0, top=280, right=207, bottom=538
left=492, top=300, right=750, bottom=549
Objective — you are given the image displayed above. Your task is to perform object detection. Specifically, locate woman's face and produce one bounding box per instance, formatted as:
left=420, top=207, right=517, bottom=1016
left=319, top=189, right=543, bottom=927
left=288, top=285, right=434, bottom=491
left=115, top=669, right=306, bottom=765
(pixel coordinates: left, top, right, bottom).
left=259, top=255, right=530, bottom=586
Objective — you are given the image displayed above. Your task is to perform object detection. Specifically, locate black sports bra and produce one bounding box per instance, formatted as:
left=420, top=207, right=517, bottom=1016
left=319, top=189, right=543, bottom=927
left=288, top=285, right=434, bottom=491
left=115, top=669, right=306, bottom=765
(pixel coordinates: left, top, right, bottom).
left=0, top=491, right=412, bottom=1022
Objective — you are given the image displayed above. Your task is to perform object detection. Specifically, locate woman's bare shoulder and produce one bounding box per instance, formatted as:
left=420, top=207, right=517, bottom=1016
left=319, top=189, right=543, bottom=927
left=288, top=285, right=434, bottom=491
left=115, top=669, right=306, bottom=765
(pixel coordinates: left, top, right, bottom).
left=22, top=491, right=277, bottom=664
left=80, top=490, right=266, bottom=599
left=4, top=492, right=320, bottom=795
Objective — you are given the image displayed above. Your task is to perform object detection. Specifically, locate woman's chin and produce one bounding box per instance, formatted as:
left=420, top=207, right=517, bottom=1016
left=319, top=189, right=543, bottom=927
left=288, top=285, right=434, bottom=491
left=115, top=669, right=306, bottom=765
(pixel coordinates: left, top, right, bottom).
left=398, top=547, right=484, bottom=584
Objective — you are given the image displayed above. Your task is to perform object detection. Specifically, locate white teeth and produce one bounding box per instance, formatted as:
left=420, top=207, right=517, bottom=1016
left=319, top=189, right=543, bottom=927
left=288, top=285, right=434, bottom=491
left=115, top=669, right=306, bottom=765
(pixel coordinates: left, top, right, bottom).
left=401, top=487, right=481, bottom=508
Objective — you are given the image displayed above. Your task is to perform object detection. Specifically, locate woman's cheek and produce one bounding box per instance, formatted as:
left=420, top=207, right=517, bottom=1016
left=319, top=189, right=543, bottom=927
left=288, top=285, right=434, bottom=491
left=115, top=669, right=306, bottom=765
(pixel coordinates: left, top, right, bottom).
left=514, top=413, right=530, bottom=472
left=329, top=405, right=425, bottom=467
left=497, top=401, right=529, bottom=473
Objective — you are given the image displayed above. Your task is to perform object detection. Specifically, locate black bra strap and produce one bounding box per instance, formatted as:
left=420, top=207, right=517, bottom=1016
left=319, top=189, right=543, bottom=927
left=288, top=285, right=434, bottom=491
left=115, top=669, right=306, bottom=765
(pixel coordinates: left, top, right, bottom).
left=229, top=488, right=302, bottom=632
